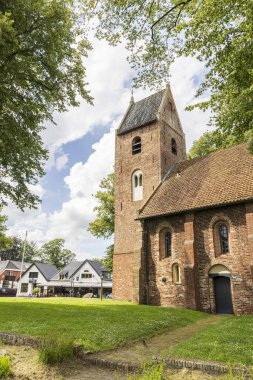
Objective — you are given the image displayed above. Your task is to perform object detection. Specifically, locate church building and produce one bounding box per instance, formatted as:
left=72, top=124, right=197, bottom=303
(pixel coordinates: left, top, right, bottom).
left=113, top=85, right=253, bottom=315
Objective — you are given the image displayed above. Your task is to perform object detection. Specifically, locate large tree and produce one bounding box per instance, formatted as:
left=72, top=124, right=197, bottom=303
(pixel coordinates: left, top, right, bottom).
left=0, top=236, right=39, bottom=262
left=88, top=173, right=114, bottom=272
left=38, top=238, right=76, bottom=269
left=86, top=0, right=253, bottom=150
left=0, top=0, right=92, bottom=209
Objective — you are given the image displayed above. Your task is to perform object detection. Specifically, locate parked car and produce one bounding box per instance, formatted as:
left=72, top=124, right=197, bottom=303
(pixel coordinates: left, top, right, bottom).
left=0, top=288, right=17, bottom=297
left=106, top=293, right=112, bottom=299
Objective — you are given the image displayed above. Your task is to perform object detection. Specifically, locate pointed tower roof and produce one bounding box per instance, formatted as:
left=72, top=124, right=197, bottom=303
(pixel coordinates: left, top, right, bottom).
left=117, top=89, right=165, bottom=135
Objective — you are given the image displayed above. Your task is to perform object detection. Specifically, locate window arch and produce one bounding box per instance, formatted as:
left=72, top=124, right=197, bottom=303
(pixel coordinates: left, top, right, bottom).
left=171, top=138, right=177, bottom=155
left=172, top=263, right=180, bottom=283
left=132, top=136, right=141, bottom=155
left=213, top=221, right=230, bottom=256
left=132, top=170, right=143, bottom=201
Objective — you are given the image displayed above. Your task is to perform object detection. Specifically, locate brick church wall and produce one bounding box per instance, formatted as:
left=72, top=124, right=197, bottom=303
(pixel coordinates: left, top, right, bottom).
left=145, top=204, right=253, bottom=315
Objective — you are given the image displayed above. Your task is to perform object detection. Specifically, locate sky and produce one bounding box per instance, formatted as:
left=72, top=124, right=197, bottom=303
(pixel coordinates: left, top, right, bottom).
left=4, top=38, right=211, bottom=260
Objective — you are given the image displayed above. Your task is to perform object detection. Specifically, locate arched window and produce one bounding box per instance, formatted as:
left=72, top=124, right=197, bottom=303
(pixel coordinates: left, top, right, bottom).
left=132, top=170, right=143, bottom=201
left=165, top=231, right=172, bottom=258
left=159, top=228, right=172, bottom=259
left=219, top=225, right=229, bottom=254
left=132, top=137, right=141, bottom=155
left=171, top=138, right=177, bottom=155
left=172, top=263, right=180, bottom=283
left=213, top=221, right=230, bottom=256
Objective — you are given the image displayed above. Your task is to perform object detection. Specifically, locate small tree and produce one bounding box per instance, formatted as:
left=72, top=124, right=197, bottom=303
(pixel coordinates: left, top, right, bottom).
left=0, top=210, right=12, bottom=250
left=88, top=173, right=114, bottom=272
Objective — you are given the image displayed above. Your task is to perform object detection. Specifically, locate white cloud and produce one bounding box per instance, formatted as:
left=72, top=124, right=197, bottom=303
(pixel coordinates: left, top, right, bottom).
left=55, top=154, right=69, bottom=171
left=5, top=41, right=212, bottom=259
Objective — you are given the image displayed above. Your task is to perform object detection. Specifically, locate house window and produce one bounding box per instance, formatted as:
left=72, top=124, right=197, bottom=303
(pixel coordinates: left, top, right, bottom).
left=59, top=275, right=65, bottom=280
left=29, top=272, right=38, bottom=279
left=172, top=263, right=180, bottom=283
left=132, top=170, right=143, bottom=201
left=219, top=225, right=229, bottom=254
left=81, top=273, right=92, bottom=279
left=21, top=283, right=28, bottom=293
left=213, top=221, right=230, bottom=256
left=171, top=138, right=177, bottom=155
left=132, top=137, right=141, bottom=155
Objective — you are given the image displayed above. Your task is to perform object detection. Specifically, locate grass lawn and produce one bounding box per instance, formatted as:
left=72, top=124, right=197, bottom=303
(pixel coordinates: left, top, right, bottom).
left=170, top=315, right=253, bottom=366
left=0, top=298, right=207, bottom=352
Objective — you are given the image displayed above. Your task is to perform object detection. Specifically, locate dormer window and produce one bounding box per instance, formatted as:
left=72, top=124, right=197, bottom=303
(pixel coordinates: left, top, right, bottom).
left=172, top=138, right=177, bottom=155
left=132, top=137, right=141, bottom=155
left=132, top=170, right=143, bottom=201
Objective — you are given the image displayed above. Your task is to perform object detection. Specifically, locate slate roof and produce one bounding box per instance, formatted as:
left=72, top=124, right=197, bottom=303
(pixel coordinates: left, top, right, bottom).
left=51, top=260, right=110, bottom=280
left=117, top=90, right=165, bottom=135
left=139, top=144, right=253, bottom=219
left=33, top=263, right=58, bottom=281
left=0, top=260, right=31, bottom=274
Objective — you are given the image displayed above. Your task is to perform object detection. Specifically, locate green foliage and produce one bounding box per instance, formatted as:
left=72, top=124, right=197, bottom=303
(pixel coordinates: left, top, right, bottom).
left=38, top=334, right=74, bottom=364
left=103, top=244, right=114, bottom=272
left=86, top=0, right=253, bottom=150
left=0, top=210, right=12, bottom=250
left=0, top=0, right=92, bottom=209
left=0, top=356, right=12, bottom=379
left=0, top=298, right=207, bottom=352
left=32, top=287, right=40, bottom=296
left=38, top=238, right=76, bottom=269
left=88, top=173, right=114, bottom=239
left=0, top=236, right=39, bottom=262
left=88, top=173, right=115, bottom=271
left=128, top=361, right=164, bottom=380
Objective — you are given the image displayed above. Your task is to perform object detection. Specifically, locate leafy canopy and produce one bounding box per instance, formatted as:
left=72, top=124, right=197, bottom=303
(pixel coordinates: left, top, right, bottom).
left=38, top=238, right=76, bottom=269
left=0, top=0, right=92, bottom=209
left=86, top=0, right=253, bottom=150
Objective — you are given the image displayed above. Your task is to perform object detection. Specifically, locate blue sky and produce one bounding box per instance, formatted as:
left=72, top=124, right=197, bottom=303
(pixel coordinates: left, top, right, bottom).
left=5, top=40, right=211, bottom=260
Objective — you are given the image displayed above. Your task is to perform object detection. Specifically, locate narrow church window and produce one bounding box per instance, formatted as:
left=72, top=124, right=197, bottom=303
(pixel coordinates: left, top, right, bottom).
left=132, top=137, right=141, bottom=155
left=165, top=232, right=172, bottom=257
left=171, top=138, right=177, bottom=155
left=219, top=225, right=229, bottom=254
left=172, top=263, right=180, bottom=283
left=132, top=170, right=143, bottom=201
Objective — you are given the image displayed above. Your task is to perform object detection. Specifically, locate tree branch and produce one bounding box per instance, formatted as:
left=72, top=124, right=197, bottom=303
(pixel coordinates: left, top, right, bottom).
left=151, top=0, right=193, bottom=41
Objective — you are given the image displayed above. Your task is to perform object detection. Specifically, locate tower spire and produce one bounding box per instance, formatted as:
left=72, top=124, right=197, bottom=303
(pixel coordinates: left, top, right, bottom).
left=130, top=87, right=134, bottom=104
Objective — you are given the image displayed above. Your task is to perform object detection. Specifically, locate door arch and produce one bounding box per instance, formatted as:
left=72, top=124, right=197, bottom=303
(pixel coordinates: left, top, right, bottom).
left=209, top=265, right=233, bottom=314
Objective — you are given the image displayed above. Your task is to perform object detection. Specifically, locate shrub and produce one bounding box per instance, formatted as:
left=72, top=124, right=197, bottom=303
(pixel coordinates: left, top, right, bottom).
left=0, top=357, right=12, bottom=379
left=128, top=361, right=164, bottom=380
left=38, top=334, right=74, bottom=364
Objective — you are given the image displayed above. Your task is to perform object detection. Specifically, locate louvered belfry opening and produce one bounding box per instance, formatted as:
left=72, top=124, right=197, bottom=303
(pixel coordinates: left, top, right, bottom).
left=132, top=136, right=141, bottom=154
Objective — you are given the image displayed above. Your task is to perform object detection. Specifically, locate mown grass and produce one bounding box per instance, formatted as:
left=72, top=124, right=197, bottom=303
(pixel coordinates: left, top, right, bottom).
left=0, top=298, right=207, bottom=352
left=170, top=315, right=253, bottom=366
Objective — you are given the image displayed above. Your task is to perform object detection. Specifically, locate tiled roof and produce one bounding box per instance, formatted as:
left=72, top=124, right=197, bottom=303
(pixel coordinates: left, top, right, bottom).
left=117, top=90, right=165, bottom=135
left=35, top=263, right=58, bottom=281
left=139, top=144, right=253, bottom=219
left=51, top=261, right=83, bottom=280
left=0, top=260, right=30, bottom=273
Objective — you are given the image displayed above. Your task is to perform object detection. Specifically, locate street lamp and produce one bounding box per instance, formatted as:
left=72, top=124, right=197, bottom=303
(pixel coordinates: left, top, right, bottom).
left=100, top=274, right=104, bottom=301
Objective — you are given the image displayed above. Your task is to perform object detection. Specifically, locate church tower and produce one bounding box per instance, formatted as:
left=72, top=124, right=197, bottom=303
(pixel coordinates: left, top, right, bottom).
left=113, top=84, right=186, bottom=302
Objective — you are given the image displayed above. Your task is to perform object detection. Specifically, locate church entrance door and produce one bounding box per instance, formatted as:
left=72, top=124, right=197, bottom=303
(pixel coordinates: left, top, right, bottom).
left=213, top=276, right=233, bottom=314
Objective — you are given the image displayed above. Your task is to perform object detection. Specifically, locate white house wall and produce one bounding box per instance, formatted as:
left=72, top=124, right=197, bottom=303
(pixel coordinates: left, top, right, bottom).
left=17, top=264, right=51, bottom=296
